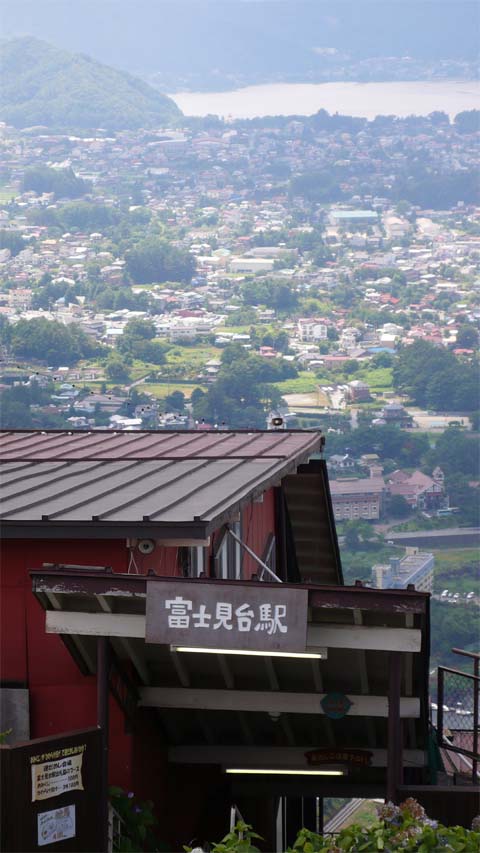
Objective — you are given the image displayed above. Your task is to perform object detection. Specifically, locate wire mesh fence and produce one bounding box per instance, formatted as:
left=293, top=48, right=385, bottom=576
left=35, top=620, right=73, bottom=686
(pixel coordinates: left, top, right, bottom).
left=437, top=665, right=479, bottom=762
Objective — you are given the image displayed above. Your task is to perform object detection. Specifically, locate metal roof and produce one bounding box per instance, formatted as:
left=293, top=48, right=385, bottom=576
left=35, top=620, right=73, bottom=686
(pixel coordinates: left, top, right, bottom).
left=0, top=429, right=320, bottom=461
left=0, top=429, right=321, bottom=539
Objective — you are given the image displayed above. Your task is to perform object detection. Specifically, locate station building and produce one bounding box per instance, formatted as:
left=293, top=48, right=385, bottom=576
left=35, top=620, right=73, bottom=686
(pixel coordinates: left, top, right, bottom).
left=0, top=429, right=456, bottom=849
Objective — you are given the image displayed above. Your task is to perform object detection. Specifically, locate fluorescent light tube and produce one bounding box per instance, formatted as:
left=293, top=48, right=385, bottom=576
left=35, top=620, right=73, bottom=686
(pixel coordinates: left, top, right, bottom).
left=171, top=646, right=326, bottom=660
left=225, top=768, right=344, bottom=776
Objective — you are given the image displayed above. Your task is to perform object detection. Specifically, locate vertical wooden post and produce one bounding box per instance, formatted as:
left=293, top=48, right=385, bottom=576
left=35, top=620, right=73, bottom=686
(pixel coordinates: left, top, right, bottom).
left=387, top=651, right=402, bottom=803
left=97, top=637, right=110, bottom=853
left=317, top=797, right=324, bottom=835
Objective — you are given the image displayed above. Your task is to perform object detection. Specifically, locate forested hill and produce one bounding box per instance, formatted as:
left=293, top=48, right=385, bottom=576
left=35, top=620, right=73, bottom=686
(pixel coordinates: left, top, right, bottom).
left=0, top=38, right=182, bottom=131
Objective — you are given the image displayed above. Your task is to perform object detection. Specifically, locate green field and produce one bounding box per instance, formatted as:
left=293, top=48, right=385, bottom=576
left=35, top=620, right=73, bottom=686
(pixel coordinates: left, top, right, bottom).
left=164, top=344, right=220, bottom=370
left=432, top=548, right=479, bottom=595
left=0, top=186, right=16, bottom=203
left=356, top=366, right=393, bottom=392
left=273, top=372, right=320, bottom=394
left=141, top=382, right=207, bottom=399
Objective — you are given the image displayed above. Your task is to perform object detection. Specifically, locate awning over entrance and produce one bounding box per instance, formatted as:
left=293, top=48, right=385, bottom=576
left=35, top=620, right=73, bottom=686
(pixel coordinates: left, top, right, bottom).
left=32, top=568, right=430, bottom=795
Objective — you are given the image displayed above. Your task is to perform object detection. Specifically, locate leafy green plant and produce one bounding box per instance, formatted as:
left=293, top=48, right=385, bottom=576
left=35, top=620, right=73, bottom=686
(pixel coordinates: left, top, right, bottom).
left=0, top=729, right=12, bottom=743
left=184, top=821, right=263, bottom=853
left=109, top=786, right=160, bottom=852
left=290, top=799, right=480, bottom=853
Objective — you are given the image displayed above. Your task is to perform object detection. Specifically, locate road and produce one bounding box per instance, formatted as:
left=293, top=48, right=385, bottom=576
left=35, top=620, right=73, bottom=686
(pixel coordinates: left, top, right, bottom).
left=387, top=528, right=480, bottom=548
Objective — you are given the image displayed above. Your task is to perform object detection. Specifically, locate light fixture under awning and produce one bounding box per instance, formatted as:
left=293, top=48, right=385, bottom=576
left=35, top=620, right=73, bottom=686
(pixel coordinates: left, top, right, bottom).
left=225, top=768, right=345, bottom=776
left=171, top=645, right=327, bottom=660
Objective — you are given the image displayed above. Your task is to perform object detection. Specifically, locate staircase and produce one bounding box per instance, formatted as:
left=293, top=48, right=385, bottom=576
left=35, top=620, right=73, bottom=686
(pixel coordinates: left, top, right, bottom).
left=282, top=460, right=343, bottom=585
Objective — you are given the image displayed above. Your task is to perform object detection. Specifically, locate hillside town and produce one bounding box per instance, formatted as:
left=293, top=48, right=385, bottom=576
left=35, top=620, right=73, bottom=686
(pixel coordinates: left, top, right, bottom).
left=1, top=4, right=480, bottom=845
left=0, top=114, right=478, bottom=546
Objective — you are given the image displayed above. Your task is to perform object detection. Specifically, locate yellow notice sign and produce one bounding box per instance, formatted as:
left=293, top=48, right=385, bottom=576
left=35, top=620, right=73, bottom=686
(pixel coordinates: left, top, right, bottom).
left=31, top=753, right=84, bottom=802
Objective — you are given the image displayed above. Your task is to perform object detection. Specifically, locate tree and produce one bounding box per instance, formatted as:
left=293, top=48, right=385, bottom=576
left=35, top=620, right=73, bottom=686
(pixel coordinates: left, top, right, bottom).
left=240, top=278, right=298, bottom=312
left=119, top=318, right=156, bottom=341
left=454, top=110, right=480, bottom=134
left=117, top=319, right=168, bottom=364
left=9, top=319, right=101, bottom=366
left=371, top=351, right=394, bottom=368
left=393, top=340, right=479, bottom=411
left=0, top=230, right=25, bottom=256
left=125, top=238, right=195, bottom=284
left=456, top=324, right=479, bottom=349
left=22, top=166, right=90, bottom=198
left=105, top=355, right=131, bottom=384
left=428, top=427, right=480, bottom=478
left=165, top=391, right=185, bottom=412
left=0, top=399, right=34, bottom=428
left=0, top=315, right=12, bottom=346
left=343, top=359, right=359, bottom=376
left=389, top=494, right=411, bottom=518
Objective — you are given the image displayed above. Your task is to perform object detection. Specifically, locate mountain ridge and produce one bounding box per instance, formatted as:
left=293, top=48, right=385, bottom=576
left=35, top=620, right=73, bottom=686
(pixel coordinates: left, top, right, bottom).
left=0, top=37, right=182, bottom=131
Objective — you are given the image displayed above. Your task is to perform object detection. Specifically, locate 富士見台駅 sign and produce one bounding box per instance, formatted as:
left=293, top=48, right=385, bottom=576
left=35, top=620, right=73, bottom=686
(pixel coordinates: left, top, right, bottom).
left=145, top=580, right=308, bottom=652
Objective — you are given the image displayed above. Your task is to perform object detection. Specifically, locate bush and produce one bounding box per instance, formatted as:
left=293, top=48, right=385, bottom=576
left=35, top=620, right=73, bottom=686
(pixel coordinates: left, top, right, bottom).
left=290, top=799, right=480, bottom=853
left=192, top=803, right=480, bottom=853
left=109, top=787, right=159, bottom=852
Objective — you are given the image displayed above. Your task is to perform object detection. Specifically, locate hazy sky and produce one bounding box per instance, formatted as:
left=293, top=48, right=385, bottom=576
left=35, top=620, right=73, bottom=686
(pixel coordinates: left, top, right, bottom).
left=1, top=1, right=477, bottom=77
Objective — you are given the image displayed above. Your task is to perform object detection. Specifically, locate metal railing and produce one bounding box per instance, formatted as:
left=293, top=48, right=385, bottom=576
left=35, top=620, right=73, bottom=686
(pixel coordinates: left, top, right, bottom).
left=437, top=648, right=479, bottom=783
left=230, top=802, right=246, bottom=832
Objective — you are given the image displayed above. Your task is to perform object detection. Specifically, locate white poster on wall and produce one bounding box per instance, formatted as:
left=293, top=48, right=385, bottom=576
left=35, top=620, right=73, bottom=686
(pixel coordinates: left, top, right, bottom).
left=31, top=750, right=84, bottom=801
left=37, top=805, right=76, bottom=846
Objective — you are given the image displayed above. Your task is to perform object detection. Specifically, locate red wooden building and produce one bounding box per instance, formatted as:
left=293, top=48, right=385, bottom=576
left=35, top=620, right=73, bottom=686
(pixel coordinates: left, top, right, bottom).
left=0, top=429, right=446, bottom=849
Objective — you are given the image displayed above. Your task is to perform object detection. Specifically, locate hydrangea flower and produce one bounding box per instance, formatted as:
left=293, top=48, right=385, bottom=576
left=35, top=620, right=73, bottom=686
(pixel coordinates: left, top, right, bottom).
left=400, top=797, right=426, bottom=820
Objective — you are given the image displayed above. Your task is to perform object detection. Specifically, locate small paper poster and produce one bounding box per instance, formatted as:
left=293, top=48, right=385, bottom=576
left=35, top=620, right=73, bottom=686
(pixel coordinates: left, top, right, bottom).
left=31, top=752, right=84, bottom=801
left=38, top=805, right=76, bottom=846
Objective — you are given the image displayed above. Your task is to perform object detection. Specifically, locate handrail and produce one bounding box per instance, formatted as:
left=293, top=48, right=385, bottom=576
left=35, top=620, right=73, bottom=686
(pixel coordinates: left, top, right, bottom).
left=452, top=648, right=480, bottom=661
left=438, top=666, right=480, bottom=682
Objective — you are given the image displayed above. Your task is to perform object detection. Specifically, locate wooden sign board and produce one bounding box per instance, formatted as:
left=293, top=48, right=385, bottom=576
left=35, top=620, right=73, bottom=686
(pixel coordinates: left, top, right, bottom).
left=146, top=580, right=308, bottom=652
left=0, top=727, right=102, bottom=852
left=305, top=748, right=373, bottom=768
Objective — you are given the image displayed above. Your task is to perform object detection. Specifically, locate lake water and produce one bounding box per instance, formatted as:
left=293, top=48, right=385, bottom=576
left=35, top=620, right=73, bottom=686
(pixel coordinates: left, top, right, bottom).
left=170, top=80, right=480, bottom=120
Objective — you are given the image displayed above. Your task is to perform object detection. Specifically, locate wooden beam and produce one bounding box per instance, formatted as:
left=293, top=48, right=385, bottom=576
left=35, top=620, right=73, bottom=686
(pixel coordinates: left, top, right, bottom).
left=45, top=610, right=421, bottom=653
left=45, top=592, right=96, bottom=673
left=310, top=659, right=335, bottom=747
left=387, top=652, right=403, bottom=802
left=46, top=610, right=145, bottom=638
left=353, top=608, right=376, bottom=750
left=168, top=746, right=427, bottom=768
left=96, top=595, right=150, bottom=685
left=307, top=624, right=421, bottom=653
left=140, top=687, right=420, bottom=718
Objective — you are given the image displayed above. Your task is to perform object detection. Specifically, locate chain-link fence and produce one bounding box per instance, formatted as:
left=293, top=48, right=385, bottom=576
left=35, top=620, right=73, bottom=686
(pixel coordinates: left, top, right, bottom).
left=437, top=665, right=479, bottom=768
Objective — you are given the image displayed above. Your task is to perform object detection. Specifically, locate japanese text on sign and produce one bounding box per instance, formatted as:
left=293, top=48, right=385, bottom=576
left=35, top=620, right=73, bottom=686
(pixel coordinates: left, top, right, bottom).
left=165, top=597, right=288, bottom=634
left=146, top=580, right=308, bottom=652
left=31, top=752, right=84, bottom=802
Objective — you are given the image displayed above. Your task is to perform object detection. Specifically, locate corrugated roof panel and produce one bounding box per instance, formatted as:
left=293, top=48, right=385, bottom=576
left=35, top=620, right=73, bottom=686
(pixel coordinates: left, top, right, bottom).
left=0, top=461, right=143, bottom=519
left=57, top=459, right=218, bottom=522
left=152, top=459, right=283, bottom=523
left=0, top=430, right=323, bottom=533
left=0, top=430, right=321, bottom=461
